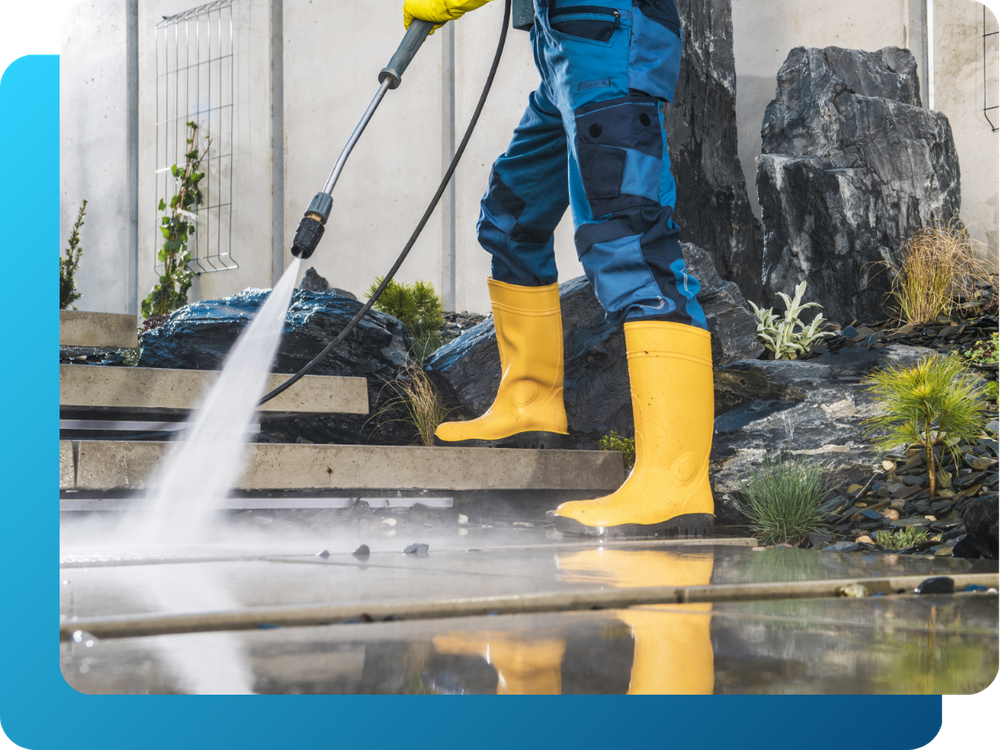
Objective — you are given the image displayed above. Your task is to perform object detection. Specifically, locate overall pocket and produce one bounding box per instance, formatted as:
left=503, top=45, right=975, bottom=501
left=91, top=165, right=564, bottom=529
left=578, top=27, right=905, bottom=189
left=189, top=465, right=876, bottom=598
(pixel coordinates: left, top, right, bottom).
left=574, top=95, right=663, bottom=216
left=549, top=5, right=621, bottom=43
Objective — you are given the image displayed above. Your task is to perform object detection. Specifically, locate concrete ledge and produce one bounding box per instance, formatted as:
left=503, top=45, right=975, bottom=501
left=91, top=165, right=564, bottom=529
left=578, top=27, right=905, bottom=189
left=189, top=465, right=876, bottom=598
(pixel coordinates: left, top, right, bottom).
left=60, top=441, right=625, bottom=492
left=60, top=366, right=369, bottom=416
left=60, top=311, right=138, bottom=349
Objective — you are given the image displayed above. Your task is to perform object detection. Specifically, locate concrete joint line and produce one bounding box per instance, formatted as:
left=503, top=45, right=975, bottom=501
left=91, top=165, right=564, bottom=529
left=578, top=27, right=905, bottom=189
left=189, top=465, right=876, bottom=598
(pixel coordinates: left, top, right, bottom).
left=59, top=572, right=998, bottom=641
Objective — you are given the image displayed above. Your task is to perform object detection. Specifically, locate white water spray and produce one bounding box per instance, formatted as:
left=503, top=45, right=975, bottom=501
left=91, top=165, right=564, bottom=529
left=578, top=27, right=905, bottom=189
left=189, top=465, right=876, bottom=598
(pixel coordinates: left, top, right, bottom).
left=134, top=257, right=303, bottom=546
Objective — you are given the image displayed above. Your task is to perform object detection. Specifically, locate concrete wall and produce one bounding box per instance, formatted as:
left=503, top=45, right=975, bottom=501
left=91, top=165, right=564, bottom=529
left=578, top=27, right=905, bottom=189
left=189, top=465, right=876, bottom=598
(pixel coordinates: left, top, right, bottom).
left=136, top=0, right=281, bottom=311
left=60, top=0, right=138, bottom=315
left=62, top=0, right=998, bottom=316
left=933, top=0, right=1000, bottom=257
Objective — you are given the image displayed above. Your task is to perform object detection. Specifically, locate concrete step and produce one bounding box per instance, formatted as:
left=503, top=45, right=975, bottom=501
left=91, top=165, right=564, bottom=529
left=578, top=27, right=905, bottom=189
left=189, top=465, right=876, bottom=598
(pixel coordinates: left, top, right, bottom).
left=60, top=365, right=369, bottom=418
left=60, top=310, right=138, bottom=349
left=59, top=440, right=625, bottom=493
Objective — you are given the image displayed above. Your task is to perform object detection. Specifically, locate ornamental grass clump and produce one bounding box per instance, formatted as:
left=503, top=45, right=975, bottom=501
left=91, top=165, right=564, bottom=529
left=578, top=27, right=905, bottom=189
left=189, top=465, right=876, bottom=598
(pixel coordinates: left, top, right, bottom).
left=877, top=527, right=930, bottom=550
left=739, top=456, right=829, bottom=545
left=748, top=281, right=834, bottom=360
left=863, top=355, right=988, bottom=497
left=370, top=365, right=453, bottom=447
left=890, top=218, right=997, bottom=325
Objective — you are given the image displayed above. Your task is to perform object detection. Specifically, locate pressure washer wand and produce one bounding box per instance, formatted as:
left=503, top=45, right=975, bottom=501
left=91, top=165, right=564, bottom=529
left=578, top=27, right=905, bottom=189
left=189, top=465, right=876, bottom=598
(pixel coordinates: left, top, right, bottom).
left=290, top=19, right=436, bottom=260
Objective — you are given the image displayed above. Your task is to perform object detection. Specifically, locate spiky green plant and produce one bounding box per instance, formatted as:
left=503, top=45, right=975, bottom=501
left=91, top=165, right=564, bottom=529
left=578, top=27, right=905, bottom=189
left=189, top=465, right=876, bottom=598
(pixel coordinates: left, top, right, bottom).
left=368, top=365, right=453, bottom=447
left=863, top=355, right=988, bottom=497
left=599, top=430, right=636, bottom=470
left=738, top=456, right=829, bottom=545
left=748, top=281, right=834, bottom=360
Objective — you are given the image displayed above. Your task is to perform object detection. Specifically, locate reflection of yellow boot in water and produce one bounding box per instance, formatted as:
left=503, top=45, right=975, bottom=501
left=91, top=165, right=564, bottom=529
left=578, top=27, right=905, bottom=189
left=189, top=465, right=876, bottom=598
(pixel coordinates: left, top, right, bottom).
left=558, top=548, right=714, bottom=695
left=432, top=632, right=566, bottom=694
left=555, top=321, right=714, bottom=537
left=434, top=279, right=569, bottom=449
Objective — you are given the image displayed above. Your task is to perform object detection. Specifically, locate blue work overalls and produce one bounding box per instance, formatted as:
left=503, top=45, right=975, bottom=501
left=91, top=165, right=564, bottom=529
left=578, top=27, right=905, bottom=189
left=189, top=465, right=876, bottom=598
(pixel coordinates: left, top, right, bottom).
left=478, top=0, right=706, bottom=328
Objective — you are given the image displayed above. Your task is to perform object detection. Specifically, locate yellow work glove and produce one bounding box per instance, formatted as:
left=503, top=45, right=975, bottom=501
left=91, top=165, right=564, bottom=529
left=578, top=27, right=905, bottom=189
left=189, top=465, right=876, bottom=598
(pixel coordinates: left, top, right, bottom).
left=403, top=0, right=496, bottom=31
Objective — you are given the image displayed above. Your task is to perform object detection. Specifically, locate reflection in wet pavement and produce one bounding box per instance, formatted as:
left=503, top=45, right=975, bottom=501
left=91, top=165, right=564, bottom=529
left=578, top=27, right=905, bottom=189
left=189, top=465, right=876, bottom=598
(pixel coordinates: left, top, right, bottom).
left=60, top=517, right=998, bottom=695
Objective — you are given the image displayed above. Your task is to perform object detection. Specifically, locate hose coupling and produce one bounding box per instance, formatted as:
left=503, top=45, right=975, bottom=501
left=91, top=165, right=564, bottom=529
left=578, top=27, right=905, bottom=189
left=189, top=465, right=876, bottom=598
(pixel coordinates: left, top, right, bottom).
left=291, top=193, right=334, bottom=259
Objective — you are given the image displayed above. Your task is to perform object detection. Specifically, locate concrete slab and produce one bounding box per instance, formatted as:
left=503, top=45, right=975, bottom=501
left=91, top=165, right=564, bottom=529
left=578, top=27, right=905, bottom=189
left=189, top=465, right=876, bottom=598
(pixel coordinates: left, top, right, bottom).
left=60, top=311, right=138, bottom=349
left=60, top=366, right=369, bottom=416
left=58, top=530, right=998, bottom=695
left=62, top=441, right=624, bottom=493
left=60, top=594, right=998, bottom=695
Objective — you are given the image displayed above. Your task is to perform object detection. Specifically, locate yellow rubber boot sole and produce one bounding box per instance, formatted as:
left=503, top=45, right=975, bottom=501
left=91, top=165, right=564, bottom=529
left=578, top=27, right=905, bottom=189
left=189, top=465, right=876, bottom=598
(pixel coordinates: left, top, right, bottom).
left=555, top=321, right=714, bottom=537
left=435, top=279, right=569, bottom=448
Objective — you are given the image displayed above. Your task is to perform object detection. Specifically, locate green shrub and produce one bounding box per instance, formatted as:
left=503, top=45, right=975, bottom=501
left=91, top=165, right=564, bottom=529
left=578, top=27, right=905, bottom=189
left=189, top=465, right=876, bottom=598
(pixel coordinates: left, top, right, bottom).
left=599, top=431, right=635, bottom=471
left=60, top=200, right=87, bottom=310
left=964, top=332, right=999, bottom=366
left=748, top=281, right=833, bottom=360
left=142, top=122, right=210, bottom=318
left=366, top=277, right=446, bottom=361
left=739, top=456, right=829, bottom=545
left=877, top=527, right=930, bottom=550
left=863, top=355, right=987, bottom=496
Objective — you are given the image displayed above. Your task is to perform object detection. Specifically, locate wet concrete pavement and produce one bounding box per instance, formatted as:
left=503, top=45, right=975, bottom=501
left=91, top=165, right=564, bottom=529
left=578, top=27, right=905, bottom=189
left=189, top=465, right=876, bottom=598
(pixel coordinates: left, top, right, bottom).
left=60, top=514, right=999, bottom=695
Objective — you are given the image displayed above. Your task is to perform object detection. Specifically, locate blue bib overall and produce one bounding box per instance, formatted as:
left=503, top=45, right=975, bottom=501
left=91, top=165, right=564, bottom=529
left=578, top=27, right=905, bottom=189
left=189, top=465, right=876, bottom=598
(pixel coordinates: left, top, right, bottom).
left=478, top=0, right=706, bottom=328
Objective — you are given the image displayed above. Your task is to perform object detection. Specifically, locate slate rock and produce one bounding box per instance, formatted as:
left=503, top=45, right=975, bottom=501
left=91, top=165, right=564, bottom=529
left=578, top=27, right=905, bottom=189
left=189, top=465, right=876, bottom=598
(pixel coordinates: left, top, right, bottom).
left=299, top=267, right=329, bottom=293
left=138, top=288, right=416, bottom=445
left=961, top=494, right=998, bottom=560
left=352, top=544, right=371, bottom=560
left=664, top=0, right=764, bottom=303
left=711, top=344, right=937, bottom=524
left=403, top=543, right=429, bottom=557
left=757, top=46, right=961, bottom=325
left=914, top=576, right=955, bottom=595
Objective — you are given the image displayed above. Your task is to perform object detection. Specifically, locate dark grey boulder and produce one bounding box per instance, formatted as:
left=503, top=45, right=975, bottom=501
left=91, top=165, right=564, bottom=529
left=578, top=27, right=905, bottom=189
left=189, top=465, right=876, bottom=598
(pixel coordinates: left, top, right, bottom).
left=425, top=246, right=762, bottom=448
left=138, top=288, right=416, bottom=445
left=961, top=494, right=998, bottom=560
left=299, top=267, right=329, bottom=293
left=757, top=46, right=961, bottom=325
left=711, top=344, right=937, bottom=524
left=666, top=0, right=764, bottom=304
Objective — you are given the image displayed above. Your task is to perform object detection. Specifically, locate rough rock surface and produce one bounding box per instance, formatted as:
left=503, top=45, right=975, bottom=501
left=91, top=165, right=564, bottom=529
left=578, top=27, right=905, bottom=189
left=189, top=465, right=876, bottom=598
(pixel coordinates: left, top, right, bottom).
left=138, top=289, right=416, bottom=445
left=757, top=46, right=961, bottom=325
left=425, top=245, right=762, bottom=448
left=666, top=0, right=764, bottom=303
left=961, top=494, right=998, bottom=560
left=710, top=344, right=937, bottom=524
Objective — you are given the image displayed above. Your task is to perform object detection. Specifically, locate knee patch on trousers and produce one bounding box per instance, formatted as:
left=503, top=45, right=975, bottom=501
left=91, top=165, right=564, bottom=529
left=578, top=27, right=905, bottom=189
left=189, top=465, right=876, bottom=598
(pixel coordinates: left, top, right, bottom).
left=574, top=94, right=664, bottom=217
left=478, top=169, right=560, bottom=286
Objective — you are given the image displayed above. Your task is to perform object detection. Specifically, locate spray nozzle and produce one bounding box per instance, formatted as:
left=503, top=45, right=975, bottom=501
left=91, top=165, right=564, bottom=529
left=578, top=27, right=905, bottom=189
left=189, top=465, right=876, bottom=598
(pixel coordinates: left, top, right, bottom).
left=291, top=192, right=334, bottom=259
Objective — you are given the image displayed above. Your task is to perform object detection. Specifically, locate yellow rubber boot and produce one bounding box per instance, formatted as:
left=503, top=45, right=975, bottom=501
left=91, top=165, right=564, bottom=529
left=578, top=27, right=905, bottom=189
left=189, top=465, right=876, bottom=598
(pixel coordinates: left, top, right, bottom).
left=558, top=548, right=715, bottom=694
left=555, top=320, right=714, bottom=537
left=434, top=279, right=569, bottom=448
left=432, top=632, right=566, bottom=694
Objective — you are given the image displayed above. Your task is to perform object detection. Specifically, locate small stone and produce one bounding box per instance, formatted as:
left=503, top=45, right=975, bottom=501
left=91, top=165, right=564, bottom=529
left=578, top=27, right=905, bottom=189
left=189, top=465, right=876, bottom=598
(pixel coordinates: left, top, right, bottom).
left=403, top=543, right=429, bottom=557
left=352, top=544, right=370, bottom=560
left=876, top=486, right=891, bottom=498
left=882, top=460, right=896, bottom=472
left=900, top=474, right=926, bottom=486
left=847, top=484, right=865, bottom=495
left=890, top=498, right=907, bottom=510
left=924, top=515, right=937, bottom=522
left=855, top=535, right=875, bottom=545
left=985, top=420, right=999, bottom=434
left=838, top=583, right=868, bottom=598
left=316, top=550, right=330, bottom=559
left=881, top=509, right=900, bottom=520
left=914, top=576, right=955, bottom=595
left=931, top=499, right=953, bottom=513
left=808, top=532, right=833, bottom=547
left=937, top=489, right=956, bottom=498
left=382, top=518, right=397, bottom=526
left=964, top=584, right=989, bottom=592
left=458, top=514, right=469, bottom=525
left=890, top=517, right=930, bottom=527
left=841, top=326, right=859, bottom=339
left=513, top=522, right=535, bottom=528
left=860, top=509, right=884, bottom=520
left=932, top=546, right=954, bottom=557
left=971, top=457, right=996, bottom=471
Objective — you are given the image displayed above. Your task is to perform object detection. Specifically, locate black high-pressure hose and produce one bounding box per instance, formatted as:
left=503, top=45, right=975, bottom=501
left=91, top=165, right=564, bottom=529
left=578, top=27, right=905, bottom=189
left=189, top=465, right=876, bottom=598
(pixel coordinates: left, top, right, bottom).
left=257, top=0, right=512, bottom=407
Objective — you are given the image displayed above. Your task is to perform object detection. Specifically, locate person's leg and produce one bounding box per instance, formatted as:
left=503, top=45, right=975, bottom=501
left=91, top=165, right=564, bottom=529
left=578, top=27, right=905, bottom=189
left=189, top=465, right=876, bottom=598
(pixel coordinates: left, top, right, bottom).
left=532, top=0, right=714, bottom=536
left=434, top=86, right=572, bottom=448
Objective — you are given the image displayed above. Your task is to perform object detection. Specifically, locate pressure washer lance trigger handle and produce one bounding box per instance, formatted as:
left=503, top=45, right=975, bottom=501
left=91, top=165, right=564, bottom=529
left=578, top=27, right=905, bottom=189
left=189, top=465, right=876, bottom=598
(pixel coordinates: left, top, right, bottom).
left=290, top=192, right=334, bottom=259
left=379, top=19, right=436, bottom=89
